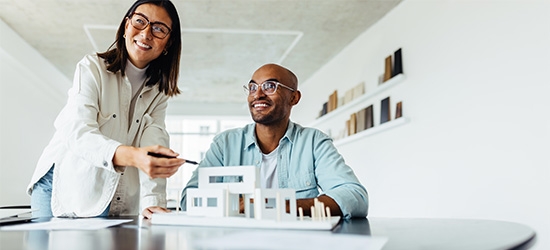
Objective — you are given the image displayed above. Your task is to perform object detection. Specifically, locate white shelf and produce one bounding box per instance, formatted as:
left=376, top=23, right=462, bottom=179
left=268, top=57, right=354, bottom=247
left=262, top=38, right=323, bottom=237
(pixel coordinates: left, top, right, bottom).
left=308, top=73, right=406, bottom=128
left=334, top=117, right=409, bottom=147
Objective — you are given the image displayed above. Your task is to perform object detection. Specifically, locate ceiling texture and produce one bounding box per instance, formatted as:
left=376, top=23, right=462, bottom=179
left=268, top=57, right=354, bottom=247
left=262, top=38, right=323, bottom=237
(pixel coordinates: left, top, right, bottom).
left=0, top=0, right=402, bottom=115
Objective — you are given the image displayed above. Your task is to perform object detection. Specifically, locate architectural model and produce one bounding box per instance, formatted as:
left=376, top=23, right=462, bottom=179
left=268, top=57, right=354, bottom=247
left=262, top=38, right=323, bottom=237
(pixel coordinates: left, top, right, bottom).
left=151, top=166, right=341, bottom=230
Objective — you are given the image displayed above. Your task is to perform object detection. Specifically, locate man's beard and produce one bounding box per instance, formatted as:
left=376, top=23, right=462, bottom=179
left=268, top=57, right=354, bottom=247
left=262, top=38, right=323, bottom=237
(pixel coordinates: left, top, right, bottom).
left=251, top=111, right=278, bottom=125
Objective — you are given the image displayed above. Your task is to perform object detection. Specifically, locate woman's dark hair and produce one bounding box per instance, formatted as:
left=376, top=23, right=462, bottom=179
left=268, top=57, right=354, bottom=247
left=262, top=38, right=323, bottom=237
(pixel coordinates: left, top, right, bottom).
left=97, top=0, right=181, bottom=97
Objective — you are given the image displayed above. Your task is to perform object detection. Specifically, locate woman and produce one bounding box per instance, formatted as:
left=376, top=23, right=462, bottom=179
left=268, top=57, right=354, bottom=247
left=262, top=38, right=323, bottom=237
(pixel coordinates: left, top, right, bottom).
left=27, top=0, right=186, bottom=219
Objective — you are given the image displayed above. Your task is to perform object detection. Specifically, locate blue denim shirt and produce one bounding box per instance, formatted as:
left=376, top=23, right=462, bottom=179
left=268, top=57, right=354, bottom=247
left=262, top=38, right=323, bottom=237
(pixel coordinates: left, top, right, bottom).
left=181, top=121, right=369, bottom=219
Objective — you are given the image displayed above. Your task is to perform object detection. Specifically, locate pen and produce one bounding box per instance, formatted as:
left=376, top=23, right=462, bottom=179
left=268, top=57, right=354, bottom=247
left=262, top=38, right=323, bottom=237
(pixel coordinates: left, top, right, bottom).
left=147, top=152, right=199, bottom=165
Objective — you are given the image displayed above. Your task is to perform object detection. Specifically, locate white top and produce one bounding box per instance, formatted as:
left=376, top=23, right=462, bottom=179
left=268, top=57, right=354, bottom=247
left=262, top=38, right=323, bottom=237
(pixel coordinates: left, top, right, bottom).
left=260, top=147, right=279, bottom=189
left=27, top=54, right=170, bottom=217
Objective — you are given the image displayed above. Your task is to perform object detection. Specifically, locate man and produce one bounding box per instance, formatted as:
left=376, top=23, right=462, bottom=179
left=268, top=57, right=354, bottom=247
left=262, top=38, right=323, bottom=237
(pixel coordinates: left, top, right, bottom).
left=180, top=64, right=368, bottom=219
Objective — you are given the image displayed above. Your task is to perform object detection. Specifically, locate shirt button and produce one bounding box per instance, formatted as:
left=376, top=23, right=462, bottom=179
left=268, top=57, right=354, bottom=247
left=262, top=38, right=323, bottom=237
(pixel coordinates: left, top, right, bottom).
left=139, top=95, right=142, bottom=98
left=306, top=181, right=311, bottom=186
left=112, top=114, right=116, bottom=118
left=103, top=161, right=108, bottom=167
left=136, top=119, right=139, bottom=123
left=117, top=197, right=121, bottom=201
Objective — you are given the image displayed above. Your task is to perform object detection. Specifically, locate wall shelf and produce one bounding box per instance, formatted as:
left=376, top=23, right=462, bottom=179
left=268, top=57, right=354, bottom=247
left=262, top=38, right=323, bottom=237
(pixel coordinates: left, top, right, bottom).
left=308, top=73, right=405, bottom=128
left=333, top=117, right=409, bottom=147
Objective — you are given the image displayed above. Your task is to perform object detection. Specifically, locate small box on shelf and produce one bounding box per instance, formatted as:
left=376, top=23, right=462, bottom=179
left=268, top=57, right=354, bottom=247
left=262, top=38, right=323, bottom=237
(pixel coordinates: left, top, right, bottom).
left=395, top=101, right=403, bottom=119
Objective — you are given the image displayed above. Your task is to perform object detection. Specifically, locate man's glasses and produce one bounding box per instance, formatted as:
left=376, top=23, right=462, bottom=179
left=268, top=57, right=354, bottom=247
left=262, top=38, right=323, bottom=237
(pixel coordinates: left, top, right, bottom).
left=128, top=12, right=171, bottom=39
left=243, top=80, right=296, bottom=96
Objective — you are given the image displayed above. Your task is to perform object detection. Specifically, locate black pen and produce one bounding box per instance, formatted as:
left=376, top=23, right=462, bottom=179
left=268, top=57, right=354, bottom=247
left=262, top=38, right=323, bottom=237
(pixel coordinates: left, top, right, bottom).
left=147, top=152, right=199, bottom=165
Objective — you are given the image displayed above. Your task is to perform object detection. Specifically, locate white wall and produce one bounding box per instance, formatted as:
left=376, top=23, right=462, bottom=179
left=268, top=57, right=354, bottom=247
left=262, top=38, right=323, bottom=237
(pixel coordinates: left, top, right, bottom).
left=1, top=0, right=547, bottom=247
left=293, top=1, right=549, bottom=249
left=0, top=19, right=69, bottom=205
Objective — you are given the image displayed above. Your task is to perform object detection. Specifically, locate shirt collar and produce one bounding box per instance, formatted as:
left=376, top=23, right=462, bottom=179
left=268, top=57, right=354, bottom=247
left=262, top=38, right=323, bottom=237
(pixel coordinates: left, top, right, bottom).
left=244, top=121, right=296, bottom=150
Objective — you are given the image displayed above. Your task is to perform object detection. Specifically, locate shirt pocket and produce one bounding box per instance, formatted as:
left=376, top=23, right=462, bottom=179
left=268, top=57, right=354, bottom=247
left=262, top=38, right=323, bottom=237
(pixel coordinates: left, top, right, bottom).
left=97, top=112, right=115, bottom=137
left=135, top=113, right=164, bottom=147
left=292, top=171, right=319, bottom=199
left=137, top=113, right=155, bottom=134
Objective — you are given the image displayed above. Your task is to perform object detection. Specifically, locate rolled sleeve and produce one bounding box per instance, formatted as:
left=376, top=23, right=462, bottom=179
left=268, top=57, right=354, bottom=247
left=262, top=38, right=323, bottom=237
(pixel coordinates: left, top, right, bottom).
left=139, top=170, right=167, bottom=210
left=311, top=130, right=369, bottom=219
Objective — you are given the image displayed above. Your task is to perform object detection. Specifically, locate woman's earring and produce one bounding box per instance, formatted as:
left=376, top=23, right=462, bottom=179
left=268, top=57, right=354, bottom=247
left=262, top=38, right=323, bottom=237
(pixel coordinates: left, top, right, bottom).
left=123, top=34, right=126, bottom=38
left=163, top=49, right=168, bottom=55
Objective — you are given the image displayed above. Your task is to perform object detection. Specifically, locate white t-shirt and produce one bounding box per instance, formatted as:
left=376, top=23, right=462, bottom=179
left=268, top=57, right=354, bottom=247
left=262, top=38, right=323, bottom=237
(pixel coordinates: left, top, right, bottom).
left=261, top=147, right=279, bottom=188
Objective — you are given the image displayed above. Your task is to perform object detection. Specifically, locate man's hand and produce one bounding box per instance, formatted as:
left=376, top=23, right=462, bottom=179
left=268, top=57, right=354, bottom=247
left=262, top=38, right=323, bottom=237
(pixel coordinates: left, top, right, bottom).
left=142, top=206, right=170, bottom=219
left=113, top=145, right=185, bottom=178
left=296, top=195, right=342, bottom=217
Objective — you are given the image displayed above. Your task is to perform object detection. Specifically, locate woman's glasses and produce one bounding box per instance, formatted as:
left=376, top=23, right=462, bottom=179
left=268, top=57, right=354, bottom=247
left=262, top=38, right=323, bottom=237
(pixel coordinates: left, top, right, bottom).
left=128, top=12, right=171, bottom=39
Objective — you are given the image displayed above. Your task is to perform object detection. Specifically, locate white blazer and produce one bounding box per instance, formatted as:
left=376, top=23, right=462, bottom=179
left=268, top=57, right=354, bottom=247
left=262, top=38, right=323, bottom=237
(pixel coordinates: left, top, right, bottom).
left=27, top=54, right=170, bottom=217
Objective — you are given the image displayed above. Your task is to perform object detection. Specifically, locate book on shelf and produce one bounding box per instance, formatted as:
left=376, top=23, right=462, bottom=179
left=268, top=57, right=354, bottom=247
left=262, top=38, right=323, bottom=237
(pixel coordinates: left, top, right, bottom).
left=392, top=48, right=403, bottom=77
left=383, top=55, right=392, bottom=82
left=349, top=113, right=357, bottom=136
left=352, top=82, right=365, bottom=100
left=356, top=109, right=366, bottom=132
left=365, top=105, right=374, bottom=129
left=332, top=90, right=338, bottom=111
left=321, top=102, right=328, bottom=116
left=327, top=90, right=338, bottom=113
left=380, top=97, right=391, bottom=124
left=345, top=119, right=350, bottom=136
left=344, top=89, right=353, bottom=105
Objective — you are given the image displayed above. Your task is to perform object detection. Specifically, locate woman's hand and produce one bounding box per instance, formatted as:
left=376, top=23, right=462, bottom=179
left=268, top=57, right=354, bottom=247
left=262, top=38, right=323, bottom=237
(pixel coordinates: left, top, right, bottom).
left=113, top=145, right=185, bottom=178
left=142, top=206, right=170, bottom=219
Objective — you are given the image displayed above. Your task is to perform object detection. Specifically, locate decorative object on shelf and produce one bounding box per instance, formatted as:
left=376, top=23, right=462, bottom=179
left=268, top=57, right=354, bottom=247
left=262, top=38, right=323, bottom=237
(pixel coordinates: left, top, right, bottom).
left=395, top=101, right=402, bottom=119
left=383, top=56, right=392, bottom=82
left=380, top=97, right=391, bottom=124
left=392, top=48, right=403, bottom=77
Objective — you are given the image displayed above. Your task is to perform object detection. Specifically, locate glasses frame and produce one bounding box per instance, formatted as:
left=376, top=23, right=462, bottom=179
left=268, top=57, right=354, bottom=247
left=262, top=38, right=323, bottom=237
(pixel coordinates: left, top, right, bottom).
left=243, top=80, right=296, bottom=96
left=128, top=12, right=172, bottom=39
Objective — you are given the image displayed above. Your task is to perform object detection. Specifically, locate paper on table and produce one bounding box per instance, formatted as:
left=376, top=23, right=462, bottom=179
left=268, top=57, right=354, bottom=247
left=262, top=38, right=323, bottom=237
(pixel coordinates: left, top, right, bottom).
left=193, top=230, right=388, bottom=250
left=0, top=218, right=132, bottom=231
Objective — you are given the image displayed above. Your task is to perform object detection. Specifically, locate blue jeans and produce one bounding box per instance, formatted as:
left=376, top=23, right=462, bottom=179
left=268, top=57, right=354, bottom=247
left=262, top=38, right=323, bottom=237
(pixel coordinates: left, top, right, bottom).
left=31, top=165, right=110, bottom=217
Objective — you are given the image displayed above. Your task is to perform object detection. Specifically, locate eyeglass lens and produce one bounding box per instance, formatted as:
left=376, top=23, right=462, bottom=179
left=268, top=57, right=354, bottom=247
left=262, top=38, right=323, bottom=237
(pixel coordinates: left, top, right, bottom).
left=247, top=81, right=278, bottom=95
left=130, top=13, right=170, bottom=38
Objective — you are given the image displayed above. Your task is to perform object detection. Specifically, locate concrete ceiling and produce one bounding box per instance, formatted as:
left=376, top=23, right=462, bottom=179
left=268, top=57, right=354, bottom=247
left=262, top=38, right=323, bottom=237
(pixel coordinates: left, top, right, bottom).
left=0, top=0, right=402, bottom=115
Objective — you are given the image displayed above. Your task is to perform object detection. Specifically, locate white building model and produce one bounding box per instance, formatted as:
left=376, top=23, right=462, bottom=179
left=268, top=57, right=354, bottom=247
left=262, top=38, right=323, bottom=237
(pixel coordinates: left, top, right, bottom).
left=185, top=166, right=297, bottom=221
left=152, top=166, right=340, bottom=230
